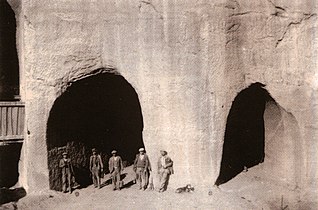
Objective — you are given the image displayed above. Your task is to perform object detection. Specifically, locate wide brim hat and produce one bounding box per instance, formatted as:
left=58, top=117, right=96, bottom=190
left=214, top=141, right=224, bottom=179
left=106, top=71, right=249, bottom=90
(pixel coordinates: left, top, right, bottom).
left=139, top=148, right=145, bottom=152
left=62, top=152, right=68, bottom=155
left=111, top=150, right=117, bottom=154
left=92, top=148, right=97, bottom=152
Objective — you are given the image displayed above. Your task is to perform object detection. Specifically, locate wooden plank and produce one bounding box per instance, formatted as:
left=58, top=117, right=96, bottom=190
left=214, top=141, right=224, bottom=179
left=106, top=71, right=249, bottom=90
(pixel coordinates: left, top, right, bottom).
left=11, top=106, right=19, bottom=136
left=0, top=102, right=25, bottom=140
left=7, top=107, right=13, bottom=136
left=0, top=135, right=24, bottom=140
left=1, top=107, right=7, bottom=136
left=0, top=138, right=23, bottom=145
left=0, top=101, right=24, bottom=106
left=18, top=106, right=25, bottom=136
left=0, top=107, right=2, bottom=135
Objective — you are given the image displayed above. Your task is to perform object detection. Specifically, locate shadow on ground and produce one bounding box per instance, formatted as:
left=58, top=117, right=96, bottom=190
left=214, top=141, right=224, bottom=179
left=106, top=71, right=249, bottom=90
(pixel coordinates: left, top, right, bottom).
left=0, top=187, right=26, bottom=205
left=100, top=173, right=129, bottom=189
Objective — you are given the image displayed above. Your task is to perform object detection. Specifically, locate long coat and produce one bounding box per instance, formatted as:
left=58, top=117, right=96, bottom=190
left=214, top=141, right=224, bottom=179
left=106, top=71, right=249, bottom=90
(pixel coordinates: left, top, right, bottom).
left=157, top=155, right=174, bottom=175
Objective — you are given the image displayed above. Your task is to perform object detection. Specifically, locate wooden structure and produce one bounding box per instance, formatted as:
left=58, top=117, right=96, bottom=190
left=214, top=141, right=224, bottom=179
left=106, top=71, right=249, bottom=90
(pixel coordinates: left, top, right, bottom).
left=0, top=101, right=24, bottom=145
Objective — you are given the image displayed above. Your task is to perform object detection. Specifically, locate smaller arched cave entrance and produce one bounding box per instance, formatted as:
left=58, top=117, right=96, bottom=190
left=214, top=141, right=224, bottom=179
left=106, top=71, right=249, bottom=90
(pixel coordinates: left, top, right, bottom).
left=216, top=82, right=274, bottom=185
left=46, top=72, right=144, bottom=191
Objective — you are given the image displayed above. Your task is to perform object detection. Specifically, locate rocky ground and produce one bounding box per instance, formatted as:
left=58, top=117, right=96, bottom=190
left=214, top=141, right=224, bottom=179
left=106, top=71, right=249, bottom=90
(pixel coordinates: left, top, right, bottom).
left=1, top=165, right=317, bottom=210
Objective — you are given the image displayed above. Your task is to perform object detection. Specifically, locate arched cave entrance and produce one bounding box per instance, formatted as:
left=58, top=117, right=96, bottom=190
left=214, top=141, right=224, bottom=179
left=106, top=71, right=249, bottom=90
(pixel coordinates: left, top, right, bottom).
left=47, top=72, right=144, bottom=191
left=216, top=82, right=274, bottom=185
left=0, top=0, right=19, bottom=100
left=0, top=0, right=22, bottom=189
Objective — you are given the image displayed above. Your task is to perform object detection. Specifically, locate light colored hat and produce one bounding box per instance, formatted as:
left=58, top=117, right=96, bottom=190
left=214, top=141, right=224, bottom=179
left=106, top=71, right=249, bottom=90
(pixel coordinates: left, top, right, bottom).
left=62, top=152, right=68, bottom=155
left=111, top=150, right=117, bottom=154
left=139, top=148, right=145, bottom=152
left=92, top=148, right=97, bottom=152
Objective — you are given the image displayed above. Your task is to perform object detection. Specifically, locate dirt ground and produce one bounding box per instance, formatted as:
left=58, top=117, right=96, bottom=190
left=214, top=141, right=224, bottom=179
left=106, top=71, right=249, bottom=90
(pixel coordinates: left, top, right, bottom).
left=1, top=165, right=317, bottom=210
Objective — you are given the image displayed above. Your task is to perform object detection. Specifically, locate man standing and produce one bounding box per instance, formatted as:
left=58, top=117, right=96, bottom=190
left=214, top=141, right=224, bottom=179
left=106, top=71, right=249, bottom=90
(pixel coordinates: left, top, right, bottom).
left=133, top=148, right=151, bottom=190
left=89, top=148, right=104, bottom=189
left=157, top=150, right=173, bottom=192
left=108, top=150, right=124, bottom=190
left=59, top=151, right=73, bottom=194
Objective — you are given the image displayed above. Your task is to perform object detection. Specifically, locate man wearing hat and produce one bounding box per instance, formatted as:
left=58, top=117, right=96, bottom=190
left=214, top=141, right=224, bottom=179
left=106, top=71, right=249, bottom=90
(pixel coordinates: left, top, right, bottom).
left=108, top=150, right=124, bottom=190
left=89, top=148, right=104, bottom=189
left=157, top=150, right=174, bottom=192
left=133, top=148, right=151, bottom=190
left=59, top=151, right=74, bottom=193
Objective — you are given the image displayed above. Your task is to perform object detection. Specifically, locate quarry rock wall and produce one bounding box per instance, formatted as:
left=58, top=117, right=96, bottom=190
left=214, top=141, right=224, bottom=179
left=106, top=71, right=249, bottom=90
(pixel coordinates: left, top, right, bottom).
left=7, top=0, right=317, bottom=192
left=225, top=0, right=317, bottom=188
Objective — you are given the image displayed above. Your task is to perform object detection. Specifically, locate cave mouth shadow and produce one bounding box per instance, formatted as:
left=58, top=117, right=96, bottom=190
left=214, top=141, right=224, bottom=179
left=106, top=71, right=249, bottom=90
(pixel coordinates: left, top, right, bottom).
left=215, top=82, right=274, bottom=186
left=0, top=0, right=20, bottom=100
left=0, top=143, right=22, bottom=188
left=46, top=72, right=144, bottom=191
left=0, top=187, right=26, bottom=205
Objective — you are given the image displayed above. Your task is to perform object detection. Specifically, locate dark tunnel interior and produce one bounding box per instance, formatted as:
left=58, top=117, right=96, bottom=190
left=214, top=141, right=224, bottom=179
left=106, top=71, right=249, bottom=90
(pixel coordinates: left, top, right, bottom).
left=46, top=73, right=144, bottom=190
left=0, top=0, right=22, bottom=190
left=215, top=82, right=274, bottom=186
left=0, top=0, right=20, bottom=100
left=0, top=143, right=22, bottom=188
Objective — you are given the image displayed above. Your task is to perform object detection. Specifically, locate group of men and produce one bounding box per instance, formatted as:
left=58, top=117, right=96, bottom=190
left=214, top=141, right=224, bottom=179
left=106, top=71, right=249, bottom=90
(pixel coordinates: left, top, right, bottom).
left=59, top=148, right=173, bottom=193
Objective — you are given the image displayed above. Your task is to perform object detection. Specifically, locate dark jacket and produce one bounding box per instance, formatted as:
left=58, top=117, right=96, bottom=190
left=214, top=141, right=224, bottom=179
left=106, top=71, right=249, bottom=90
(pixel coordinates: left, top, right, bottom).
left=89, top=154, right=104, bottom=171
left=59, top=158, right=74, bottom=175
left=108, top=156, right=124, bottom=173
left=133, top=153, right=151, bottom=171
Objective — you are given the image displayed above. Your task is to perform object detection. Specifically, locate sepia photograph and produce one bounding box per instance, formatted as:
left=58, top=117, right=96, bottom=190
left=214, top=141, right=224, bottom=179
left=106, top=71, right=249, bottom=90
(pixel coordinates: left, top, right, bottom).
left=0, top=0, right=317, bottom=209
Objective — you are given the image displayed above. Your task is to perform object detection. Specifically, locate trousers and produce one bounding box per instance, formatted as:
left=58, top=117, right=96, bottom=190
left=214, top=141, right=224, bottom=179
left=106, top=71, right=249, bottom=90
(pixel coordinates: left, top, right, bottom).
left=136, top=167, right=148, bottom=189
left=62, top=168, right=72, bottom=192
left=91, top=168, right=101, bottom=188
left=111, top=168, right=121, bottom=189
left=159, top=168, right=170, bottom=191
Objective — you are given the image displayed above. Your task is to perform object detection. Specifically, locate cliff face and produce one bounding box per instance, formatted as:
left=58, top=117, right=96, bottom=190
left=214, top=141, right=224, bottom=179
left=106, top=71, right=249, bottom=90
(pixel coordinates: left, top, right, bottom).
left=224, top=0, right=317, bottom=189
left=7, top=0, right=317, bottom=192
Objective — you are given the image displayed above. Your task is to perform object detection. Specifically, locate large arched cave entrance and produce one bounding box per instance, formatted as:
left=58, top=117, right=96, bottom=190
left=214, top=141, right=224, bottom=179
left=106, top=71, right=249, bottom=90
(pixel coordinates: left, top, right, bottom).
left=47, top=72, right=144, bottom=191
left=216, top=82, right=274, bottom=185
